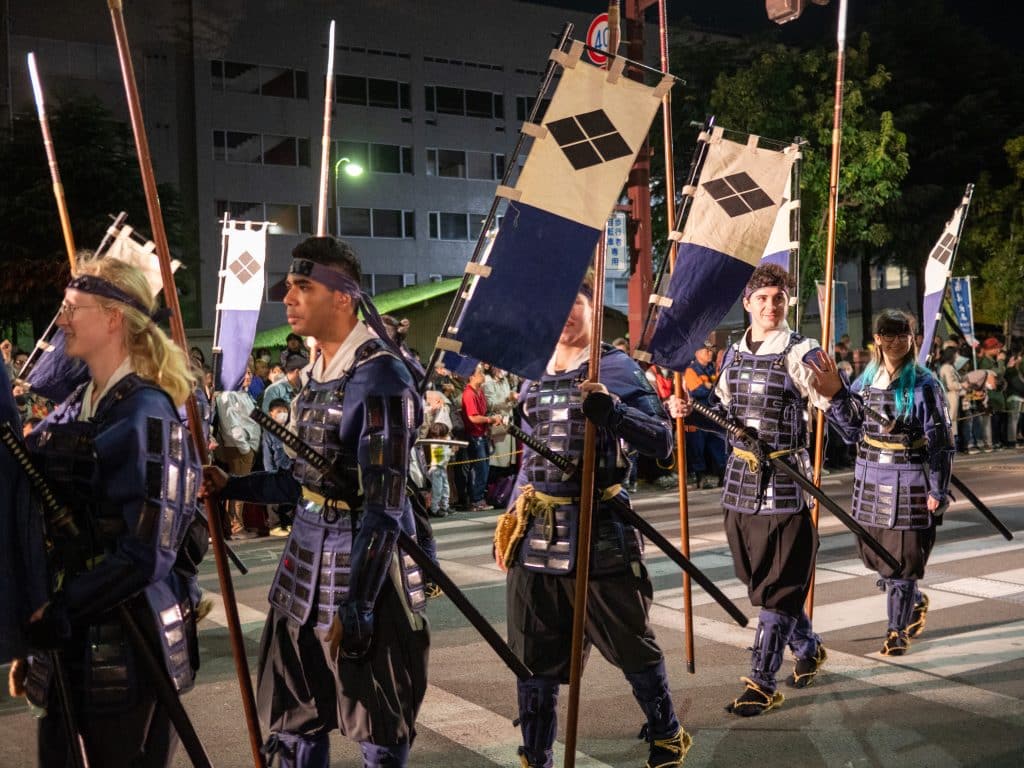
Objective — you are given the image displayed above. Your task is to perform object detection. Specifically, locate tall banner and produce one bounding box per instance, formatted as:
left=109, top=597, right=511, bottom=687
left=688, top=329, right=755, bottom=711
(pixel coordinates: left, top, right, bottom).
left=759, top=173, right=798, bottom=270
left=640, top=127, right=800, bottom=371
left=949, top=276, right=978, bottom=347
left=815, top=280, right=847, bottom=347
left=918, top=185, right=974, bottom=365
left=214, top=219, right=269, bottom=391
left=437, top=41, right=671, bottom=379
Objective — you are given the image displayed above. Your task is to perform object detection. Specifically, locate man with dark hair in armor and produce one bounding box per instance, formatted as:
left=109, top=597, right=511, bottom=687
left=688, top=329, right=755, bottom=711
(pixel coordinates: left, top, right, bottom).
left=203, top=236, right=427, bottom=768
left=498, top=273, right=692, bottom=768
left=671, top=262, right=829, bottom=717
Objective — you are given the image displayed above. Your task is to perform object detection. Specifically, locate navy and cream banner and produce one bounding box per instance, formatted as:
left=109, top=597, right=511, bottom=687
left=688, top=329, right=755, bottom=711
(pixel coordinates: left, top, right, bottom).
left=215, top=219, right=269, bottom=391
left=440, top=41, right=671, bottom=380
left=918, top=185, right=974, bottom=365
left=640, top=127, right=800, bottom=372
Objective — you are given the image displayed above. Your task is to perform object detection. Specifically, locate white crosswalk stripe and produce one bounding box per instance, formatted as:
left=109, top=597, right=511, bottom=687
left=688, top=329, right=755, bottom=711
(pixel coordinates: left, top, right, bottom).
left=194, top=487, right=1024, bottom=764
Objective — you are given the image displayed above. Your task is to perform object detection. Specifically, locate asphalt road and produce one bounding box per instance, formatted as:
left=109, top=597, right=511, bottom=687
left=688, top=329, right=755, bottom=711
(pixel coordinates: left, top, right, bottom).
left=3, top=450, right=1024, bottom=767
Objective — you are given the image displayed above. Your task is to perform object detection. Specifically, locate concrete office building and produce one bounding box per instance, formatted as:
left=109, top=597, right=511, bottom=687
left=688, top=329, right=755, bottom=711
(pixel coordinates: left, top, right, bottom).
left=4, top=0, right=656, bottom=333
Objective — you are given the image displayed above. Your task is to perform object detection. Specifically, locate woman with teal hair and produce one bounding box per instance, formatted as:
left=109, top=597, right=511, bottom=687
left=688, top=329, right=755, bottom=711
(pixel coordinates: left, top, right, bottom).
left=805, top=309, right=955, bottom=656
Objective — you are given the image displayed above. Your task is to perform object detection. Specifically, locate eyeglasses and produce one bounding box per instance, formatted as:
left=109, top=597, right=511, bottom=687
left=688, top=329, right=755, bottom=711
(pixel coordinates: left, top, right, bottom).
left=877, top=332, right=910, bottom=343
left=57, top=302, right=103, bottom=321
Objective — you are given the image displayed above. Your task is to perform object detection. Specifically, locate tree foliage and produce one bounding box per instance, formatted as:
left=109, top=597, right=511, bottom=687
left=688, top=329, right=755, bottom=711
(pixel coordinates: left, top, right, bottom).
left=706, top=35, right=909, bottom=309
left=0, top=96, right=187, bottom=342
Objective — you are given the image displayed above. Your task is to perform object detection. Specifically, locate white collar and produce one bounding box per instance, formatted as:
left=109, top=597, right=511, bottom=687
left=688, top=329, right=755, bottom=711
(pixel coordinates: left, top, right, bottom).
left=308, top=322, right=377, bottom=383
left=739, top=323, right=793, bottom=354
left=80, top=357, right=134, bottom=421
left=546, top=345, right=589, bottom=376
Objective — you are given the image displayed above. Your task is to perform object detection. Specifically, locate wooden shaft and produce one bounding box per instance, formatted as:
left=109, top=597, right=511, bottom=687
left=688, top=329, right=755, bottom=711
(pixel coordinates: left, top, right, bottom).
left=563, top=239, right=607, bottom=768
left=316, top=21, right=336, bottom=236
left=656, top=0, right=695, bottom=675
left=806, top=0, right=848, bottom=619
left=28, top=53, right=77, bottom=272
left=106, top=3, right=265, bottom=765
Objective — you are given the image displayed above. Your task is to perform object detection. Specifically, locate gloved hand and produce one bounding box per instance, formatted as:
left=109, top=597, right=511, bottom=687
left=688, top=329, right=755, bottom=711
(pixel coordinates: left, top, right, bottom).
left=580, top=382, right=615, bottom=428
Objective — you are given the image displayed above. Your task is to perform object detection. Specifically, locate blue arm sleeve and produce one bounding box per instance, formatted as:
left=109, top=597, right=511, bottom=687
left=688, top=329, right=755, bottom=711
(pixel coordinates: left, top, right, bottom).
left=223, top=467, right=301, bottom=504
left=921, top=378, right=955, bottom=502
left=586, top=350, right=673, bottom=460
left=825, top=384, right=865, bottom=444
left=337, top=356, right=422, bottom=657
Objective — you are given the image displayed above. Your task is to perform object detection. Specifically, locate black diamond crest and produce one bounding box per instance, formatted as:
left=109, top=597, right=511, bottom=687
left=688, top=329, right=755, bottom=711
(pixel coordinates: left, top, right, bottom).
left=703, top=173, right=775, bottom=217
left=929, top=232, right=957, bottom=266
left=228, top=251, right=259, bottom=284
left=546, top=109, right=633, bottom=170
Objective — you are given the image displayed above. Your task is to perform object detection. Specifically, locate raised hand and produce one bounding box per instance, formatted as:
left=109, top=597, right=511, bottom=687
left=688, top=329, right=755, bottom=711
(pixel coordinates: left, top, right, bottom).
left=803, top=348, right=843, bottom=397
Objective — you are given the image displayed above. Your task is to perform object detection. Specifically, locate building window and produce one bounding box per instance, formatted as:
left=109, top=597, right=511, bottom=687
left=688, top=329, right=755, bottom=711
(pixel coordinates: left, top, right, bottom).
left=428, top=212, right=486, bottom=241
left=215, top=200, right=263, bottom=221
left=262, top=135, right=311, bottom=167
left=425, top=148, right=504, bottom=180
left=211, top=60, right=308, bottom=99
left=334, top=141, right=413, bottom=174
left=337, top=207, right=414, bottom=238
left=425, top=85, right=504, bottom=119
left=402, top=273, right=417, bottom=287
left=871, top=263, right=911, bottom=290
left=336, top=75, right=410, bottom=110
left=216, top=201, right=313, bottom=235
left=428, top=273, right=443, bottom=283
left=213, top=131, right=309, bottom=166
left=516, top=95, right=551, bottom=122
left=361, top=274, right=404, bottom=295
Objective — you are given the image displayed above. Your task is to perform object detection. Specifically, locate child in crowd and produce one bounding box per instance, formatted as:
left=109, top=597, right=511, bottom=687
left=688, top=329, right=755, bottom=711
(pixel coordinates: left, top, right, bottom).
left=262, top=397, right=294, bottom=535
left=428, top=421, right=453, bottom=517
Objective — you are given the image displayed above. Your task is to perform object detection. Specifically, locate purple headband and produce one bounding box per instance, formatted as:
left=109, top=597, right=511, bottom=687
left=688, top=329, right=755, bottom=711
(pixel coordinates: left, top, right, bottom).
left=268, top=258, right=362, bottom=301
left=67, top=274, right=166, bottom=321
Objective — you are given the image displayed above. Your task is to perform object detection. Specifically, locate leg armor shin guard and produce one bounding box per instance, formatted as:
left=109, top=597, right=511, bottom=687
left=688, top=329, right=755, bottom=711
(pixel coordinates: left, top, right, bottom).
left=624, top=659, right=681, bottom=741
left=359, top=741, right=410, bottom=768
left=885, top=578, right=917, bottom=633
left=749, top=610, right=797, bottom=692
left=262, top=732, right=330, bottom=768
left=516, top=677, right=559, bottom=768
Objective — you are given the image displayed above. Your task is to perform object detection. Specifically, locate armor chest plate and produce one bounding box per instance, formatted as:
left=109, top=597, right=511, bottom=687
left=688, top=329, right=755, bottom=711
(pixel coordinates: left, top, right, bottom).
left=724, top=347, right=805, bottom=451
left=522, top=374, right=586, bottom=489
left=292, top=379, right=353, bottom=497
left=31, top=420, right=99, bottom=506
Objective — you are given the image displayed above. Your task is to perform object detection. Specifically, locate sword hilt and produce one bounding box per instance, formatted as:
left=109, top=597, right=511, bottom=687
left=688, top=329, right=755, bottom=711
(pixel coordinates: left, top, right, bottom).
left=0, top=422, right=80, bottom=538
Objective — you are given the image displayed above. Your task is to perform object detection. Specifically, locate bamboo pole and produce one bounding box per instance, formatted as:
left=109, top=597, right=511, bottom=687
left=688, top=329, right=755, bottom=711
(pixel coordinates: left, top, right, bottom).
left=806, top=0, right=848, bottom=619
left=655, top=0, right=696, bottom=675
left=316, top=20, right=336, bottom=236
left=562, top=239, right=607, bottom=768
left=106, top=2, right=265, bottom=765
left=27, top=53, right=77, bottom=272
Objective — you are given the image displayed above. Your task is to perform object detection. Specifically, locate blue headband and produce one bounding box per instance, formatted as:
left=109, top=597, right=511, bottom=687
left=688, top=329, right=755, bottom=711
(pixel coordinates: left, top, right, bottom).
left=67, top=274, right=169, bottom=322
left=268, top=259, right=362, bottom=301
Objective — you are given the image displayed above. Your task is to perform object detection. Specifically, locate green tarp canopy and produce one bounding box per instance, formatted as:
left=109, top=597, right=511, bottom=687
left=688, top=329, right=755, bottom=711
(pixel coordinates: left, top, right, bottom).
left=251, top=278, right=461, bottom=348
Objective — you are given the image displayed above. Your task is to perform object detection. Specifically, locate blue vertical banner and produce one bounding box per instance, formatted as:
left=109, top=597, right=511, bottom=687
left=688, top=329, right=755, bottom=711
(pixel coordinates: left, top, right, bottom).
left=949, top=276, right=978, bottom=346
left=833, top=281, right=848, bottom=341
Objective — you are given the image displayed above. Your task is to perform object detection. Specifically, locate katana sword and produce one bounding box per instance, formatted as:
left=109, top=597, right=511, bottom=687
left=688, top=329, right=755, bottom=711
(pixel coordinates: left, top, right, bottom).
left=505, top=421, right=749, bottom=627
left=859, top=401, right=1012, bottom=541
left=688, top=401, right=903, bottom=572
left=249, top=408, right=533, bottom=680
left=0, top=423, right=213, bottom=768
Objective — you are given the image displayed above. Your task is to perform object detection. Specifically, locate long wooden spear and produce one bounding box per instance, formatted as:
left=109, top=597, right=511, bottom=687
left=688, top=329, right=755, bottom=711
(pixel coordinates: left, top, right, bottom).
left=563, top=12, right=619, bottom=766
left=106, top=2, right=265, bottom=765
left=806, top=0, right=849, bottom=619
left=27, top=53, right=76, bottom=273
left=316, top=20, right=336, bottom=236
left=655, top=0, right=698, bottom=675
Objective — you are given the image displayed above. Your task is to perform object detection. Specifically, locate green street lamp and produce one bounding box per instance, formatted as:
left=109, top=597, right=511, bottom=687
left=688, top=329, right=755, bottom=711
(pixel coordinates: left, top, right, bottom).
left=332, top=156, right=364, bottom=234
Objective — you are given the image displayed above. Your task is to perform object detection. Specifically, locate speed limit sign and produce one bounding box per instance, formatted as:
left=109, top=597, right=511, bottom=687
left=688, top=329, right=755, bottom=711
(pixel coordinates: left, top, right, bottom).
left=586, top=13, right=609, bottom=66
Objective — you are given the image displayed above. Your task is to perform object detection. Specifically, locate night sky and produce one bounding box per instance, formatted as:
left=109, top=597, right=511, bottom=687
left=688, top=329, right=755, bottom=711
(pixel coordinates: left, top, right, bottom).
left=523, top=0, right=1024, bottom=52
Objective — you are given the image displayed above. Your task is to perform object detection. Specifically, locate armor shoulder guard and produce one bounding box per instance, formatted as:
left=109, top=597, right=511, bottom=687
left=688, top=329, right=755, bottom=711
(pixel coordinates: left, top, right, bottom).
left=93, top=379, right=200, bottom=555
